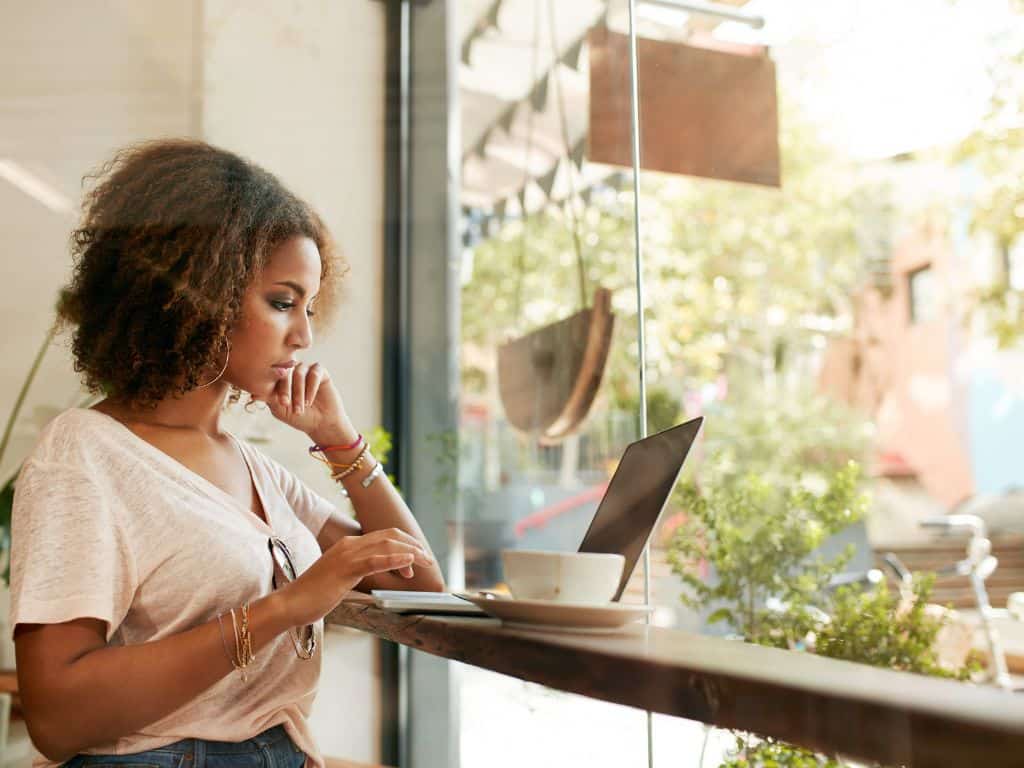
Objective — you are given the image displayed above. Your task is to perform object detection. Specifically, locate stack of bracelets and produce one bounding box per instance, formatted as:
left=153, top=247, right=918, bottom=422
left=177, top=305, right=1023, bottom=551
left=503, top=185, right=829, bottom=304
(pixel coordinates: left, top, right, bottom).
left=307, top=433, right=384, bottom=497
left=217, top=603, right=256, bottom=683
left=217, top=434, right=385, bottom=683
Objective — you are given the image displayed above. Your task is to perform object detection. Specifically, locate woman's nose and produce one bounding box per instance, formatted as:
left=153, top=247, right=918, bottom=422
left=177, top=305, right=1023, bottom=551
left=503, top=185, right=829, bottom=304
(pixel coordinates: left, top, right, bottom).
left=289, top=314, right=314, bottom=349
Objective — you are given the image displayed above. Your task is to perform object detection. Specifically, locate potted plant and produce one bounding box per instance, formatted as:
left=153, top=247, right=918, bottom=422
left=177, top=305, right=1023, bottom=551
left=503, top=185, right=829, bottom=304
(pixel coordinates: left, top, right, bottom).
left=666, top=396, right=978, bottom=767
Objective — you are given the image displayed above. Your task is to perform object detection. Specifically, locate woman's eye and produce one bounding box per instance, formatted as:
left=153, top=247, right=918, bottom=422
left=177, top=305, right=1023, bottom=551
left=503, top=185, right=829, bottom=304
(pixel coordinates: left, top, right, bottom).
left=272, top=300, right=316, bottom=317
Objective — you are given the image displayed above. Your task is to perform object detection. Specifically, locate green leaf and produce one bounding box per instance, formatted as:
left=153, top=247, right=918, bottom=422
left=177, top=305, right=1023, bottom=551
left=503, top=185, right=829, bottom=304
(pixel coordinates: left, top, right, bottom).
left=707, top=608, right=734, bottom=626
left=0, top=475, right=13, bottom=530
left=0, top=474, right=12, bottom=587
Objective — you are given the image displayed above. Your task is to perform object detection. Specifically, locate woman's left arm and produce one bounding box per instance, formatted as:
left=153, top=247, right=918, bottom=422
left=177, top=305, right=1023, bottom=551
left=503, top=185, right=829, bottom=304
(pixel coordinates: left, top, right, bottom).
left=310, top=424, right=446, bottom=594
left=271, top=362, right=446, bottom=593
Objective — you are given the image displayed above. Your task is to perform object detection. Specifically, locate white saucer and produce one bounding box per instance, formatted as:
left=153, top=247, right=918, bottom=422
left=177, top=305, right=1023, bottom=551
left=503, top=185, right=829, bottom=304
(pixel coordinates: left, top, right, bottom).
left=454, top=592, right=654, bottom=632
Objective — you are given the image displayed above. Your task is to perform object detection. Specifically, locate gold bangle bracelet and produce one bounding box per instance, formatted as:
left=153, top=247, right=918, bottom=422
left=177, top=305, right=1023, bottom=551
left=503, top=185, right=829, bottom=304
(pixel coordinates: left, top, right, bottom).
left=314, top=441, right=371, bottom=472
left=331, top=450, right=374, bottom=481
left=217, top=613, right=238, bottom=672
left=241, top=603, right=254, bottom=666
left=229, top=608, right=246, bottom=683
left=229, top=604, right=256, bottom=683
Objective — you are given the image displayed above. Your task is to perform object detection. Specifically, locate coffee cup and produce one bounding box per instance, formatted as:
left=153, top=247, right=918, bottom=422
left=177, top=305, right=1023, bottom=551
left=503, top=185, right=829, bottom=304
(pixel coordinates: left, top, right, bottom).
left=501, top=549, right=625, bottom=604
left=1008, top=591, right=1024, bottom=621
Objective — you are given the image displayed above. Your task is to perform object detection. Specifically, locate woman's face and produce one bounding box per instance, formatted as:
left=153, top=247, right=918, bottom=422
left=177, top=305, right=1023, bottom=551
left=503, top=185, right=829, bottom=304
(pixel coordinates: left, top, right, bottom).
left=226, top=235, right=322, bottom=401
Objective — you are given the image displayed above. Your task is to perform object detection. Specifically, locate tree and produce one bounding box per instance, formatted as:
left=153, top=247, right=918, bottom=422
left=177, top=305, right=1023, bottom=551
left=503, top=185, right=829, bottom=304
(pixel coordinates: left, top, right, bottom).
left=461, top=98, right=876, bottom=417
left=949, top=0, right=1024, bottom=346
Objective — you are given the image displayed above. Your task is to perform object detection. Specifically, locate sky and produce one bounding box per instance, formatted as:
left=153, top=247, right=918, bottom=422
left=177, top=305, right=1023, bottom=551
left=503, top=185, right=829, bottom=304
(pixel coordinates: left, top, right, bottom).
left=712, top=0, right=1017, bottom=159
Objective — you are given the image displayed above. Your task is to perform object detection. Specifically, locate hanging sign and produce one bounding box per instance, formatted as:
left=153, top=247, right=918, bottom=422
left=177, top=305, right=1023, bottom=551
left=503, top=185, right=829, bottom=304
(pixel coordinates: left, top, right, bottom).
left=588, top=26, right=780, bottom=187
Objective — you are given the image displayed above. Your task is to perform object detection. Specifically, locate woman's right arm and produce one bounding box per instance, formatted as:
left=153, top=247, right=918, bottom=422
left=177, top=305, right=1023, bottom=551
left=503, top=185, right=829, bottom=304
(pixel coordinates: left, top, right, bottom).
left=16, top=528, right=431, bottom=762
left=16, top=591, right=291, bottom=763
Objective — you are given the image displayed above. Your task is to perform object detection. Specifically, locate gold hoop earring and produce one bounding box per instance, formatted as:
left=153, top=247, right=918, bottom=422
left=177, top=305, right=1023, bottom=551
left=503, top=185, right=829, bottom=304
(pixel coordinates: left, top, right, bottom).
left=196, top=346, right=230, bottom=389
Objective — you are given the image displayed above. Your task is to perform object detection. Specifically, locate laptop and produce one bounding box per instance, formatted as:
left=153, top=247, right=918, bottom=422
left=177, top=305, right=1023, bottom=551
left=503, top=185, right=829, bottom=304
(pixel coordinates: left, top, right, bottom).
left=370, top=416, right=703, bottom=614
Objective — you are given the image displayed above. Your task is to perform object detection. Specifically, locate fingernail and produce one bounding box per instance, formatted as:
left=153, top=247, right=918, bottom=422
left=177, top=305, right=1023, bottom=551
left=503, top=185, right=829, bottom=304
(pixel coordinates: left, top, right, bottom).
left=280, top=395, right=290, bottom=406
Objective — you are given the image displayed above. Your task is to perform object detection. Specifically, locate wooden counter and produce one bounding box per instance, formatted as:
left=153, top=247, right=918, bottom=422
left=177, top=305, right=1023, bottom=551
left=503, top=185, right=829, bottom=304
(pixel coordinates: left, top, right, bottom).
left=326, top=602, right=1024, bottom=768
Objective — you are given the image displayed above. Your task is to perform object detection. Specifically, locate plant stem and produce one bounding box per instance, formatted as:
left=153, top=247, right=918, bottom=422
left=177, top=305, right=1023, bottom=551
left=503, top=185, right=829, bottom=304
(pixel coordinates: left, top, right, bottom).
left=0, top=325, right=56, bottom=469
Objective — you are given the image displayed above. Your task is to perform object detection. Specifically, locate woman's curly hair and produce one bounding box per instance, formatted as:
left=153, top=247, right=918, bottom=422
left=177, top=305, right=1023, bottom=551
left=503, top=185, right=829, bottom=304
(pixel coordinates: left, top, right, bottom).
left=54, top=139, right=347, bottom=411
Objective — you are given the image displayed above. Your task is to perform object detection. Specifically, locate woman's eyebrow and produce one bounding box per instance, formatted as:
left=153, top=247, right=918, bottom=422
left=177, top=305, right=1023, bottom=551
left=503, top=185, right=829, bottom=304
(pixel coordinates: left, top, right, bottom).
left=272, top=280, right=316, bottom=298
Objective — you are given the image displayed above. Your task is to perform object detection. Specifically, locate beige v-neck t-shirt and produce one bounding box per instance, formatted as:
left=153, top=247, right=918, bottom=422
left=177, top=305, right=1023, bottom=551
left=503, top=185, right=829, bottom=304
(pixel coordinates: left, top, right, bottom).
left=9, top=407, right=337, bottom=768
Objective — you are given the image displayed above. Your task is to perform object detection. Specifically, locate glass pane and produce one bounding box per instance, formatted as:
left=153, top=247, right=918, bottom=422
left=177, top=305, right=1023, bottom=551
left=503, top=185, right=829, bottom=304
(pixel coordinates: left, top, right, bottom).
left=632, top=0, right=1024, bottom=764
left=456, top=0, right=649, bottom=764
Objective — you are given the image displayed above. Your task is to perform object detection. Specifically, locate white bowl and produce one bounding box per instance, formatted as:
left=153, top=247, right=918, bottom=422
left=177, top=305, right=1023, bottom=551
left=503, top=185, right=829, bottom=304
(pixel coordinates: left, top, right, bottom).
left=501, top=549, right=625, bottom=604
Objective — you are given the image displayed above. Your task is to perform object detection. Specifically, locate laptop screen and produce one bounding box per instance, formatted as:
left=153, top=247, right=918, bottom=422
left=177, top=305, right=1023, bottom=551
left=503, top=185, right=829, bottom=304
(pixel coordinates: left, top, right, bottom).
left=577, top=416, right=703, bottom=601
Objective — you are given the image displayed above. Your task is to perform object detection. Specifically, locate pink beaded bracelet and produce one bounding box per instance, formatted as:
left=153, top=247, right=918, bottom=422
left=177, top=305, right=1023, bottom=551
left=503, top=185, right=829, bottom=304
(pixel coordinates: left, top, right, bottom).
left=308, top=433, right=363, bottom=455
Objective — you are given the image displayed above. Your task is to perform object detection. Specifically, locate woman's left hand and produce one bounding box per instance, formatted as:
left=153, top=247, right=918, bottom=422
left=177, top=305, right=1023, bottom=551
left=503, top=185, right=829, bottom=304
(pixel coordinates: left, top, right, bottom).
left=265, top=361, right=352, bottom=438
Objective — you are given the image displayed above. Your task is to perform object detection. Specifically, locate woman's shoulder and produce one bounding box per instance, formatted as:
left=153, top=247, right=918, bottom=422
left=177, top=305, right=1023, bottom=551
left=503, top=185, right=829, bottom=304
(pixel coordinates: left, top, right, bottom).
left=23, top=406, right=122, bottom=467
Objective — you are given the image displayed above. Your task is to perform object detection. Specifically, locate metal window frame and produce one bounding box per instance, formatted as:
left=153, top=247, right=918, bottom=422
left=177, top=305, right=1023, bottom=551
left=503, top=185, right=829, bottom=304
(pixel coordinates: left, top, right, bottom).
left=380, top=1, right=460, bottom=767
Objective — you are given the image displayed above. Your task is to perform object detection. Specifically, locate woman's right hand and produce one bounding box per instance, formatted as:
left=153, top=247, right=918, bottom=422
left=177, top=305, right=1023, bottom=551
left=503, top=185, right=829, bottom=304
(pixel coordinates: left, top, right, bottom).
left=279, top=528, right=435, bottom=628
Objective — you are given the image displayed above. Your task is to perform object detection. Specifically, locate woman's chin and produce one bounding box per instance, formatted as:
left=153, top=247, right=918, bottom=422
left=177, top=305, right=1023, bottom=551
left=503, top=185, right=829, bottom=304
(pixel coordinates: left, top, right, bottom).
left=250, top=390, right=273, bottom=404
left=225, top=384, right=270, bottom=404
left=221, top=379, right=277, bottom=405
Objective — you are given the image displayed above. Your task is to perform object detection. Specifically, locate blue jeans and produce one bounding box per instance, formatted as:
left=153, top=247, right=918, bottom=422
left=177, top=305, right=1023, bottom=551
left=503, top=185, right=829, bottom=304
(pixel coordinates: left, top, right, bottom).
left=61, top=724, right=307, bottom=768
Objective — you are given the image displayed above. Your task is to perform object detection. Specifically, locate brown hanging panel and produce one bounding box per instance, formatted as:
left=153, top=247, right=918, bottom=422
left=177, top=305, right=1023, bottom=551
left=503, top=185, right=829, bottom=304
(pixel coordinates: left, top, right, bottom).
left=497, top=287, right=614, bottom=444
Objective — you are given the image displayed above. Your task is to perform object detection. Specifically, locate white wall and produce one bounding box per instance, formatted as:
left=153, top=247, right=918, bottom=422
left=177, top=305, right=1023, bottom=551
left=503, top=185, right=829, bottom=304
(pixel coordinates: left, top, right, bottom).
left=202, top=0, right=385, bottom=503
left=0, top=0, right=197, bottom=483
left=1, top=1, right=387, bottom=763
left=203, top=1, right=387, bottom=762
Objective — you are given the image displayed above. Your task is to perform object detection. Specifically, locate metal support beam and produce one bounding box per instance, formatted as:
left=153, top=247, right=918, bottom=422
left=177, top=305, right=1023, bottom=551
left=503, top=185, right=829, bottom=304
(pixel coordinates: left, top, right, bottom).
left=379, top=0, right=410, bottom=765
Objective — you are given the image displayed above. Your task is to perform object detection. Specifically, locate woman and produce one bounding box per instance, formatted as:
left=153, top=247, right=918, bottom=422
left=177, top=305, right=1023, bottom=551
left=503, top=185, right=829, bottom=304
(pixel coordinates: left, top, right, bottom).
left=8, top=139, right=444, bottom=768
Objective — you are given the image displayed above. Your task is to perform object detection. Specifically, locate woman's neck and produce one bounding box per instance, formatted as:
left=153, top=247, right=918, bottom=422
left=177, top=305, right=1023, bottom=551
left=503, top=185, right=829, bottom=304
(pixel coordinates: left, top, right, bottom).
left=91, top=392, right=229, bottom=438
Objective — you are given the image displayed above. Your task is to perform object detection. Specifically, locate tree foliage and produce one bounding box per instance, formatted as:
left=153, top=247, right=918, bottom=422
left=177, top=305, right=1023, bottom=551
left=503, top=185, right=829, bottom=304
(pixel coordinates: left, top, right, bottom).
left=694, top=387, right=873, bottom=491
left=461, top=100, right=875, bottom=406
left=668, top=392, right=974, bottom=767
left=720, top=736, right=845, bottom=768
left=815, top=574, right=974, bottom=681
left=950, top=0, right=1024, bottom=345
left=668, top=460, right=868, bottom=648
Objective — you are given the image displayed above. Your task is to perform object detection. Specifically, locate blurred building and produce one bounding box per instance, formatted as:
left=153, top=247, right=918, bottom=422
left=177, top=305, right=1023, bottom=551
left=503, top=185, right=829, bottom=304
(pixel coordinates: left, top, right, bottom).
left=820, top=157, right=1024, bottom=541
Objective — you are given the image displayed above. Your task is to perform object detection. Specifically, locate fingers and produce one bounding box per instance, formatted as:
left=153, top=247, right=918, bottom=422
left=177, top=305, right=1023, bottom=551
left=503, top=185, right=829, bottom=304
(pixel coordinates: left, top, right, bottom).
left=369, top=530, right=435, bottom=567
left=349, top=530, right=434, bottom=569
left=365, top=552, right=416, bottom=576
left=276, top=363, right=325, bottom=415
left=305, top=363, right=324, bottom=408
left=365, top=527, right=433, bottom=556
left=277, top=366, right=293, bottom=411
left=291, top=364, right=306, bottom=414
left=401, top=542, right=434, bottom=569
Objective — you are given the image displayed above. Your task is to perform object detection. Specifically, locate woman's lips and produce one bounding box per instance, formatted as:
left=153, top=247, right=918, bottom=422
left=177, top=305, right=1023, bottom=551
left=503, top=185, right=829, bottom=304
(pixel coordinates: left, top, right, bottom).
left=272, top=365, right=294, bottom=379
